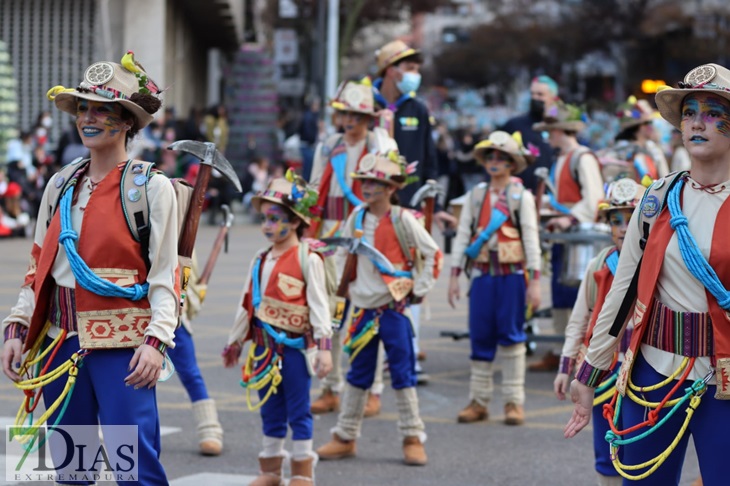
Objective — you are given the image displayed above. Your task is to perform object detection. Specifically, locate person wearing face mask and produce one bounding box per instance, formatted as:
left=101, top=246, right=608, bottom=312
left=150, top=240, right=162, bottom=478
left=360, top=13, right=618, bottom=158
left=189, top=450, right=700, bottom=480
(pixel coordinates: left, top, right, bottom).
left=308, top=80, right=388, bottom=417
left=223, top=172, right=332, bottom=485
left=553, top=178, right=645, bottom=486
left=500, top=75, right=560, bottom=192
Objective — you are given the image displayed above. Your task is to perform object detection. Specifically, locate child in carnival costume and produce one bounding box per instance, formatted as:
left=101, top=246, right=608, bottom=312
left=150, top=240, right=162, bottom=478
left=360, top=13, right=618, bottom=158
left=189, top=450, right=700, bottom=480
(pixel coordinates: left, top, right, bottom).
left=308, top=79, right=390, bottom=417
left=2, top=54, right=175, bottom=485
left=613, top=96, right=670, bottom=182
left=316, top=150, right=442, bottom=466
left=223, top=171, right=333, bottom=486
left=554, top=178, right=646, bottom=486
left=448, top=131, right=542, bottom=426
left=566, top=63, right=730, bottom=485
left=530, top=102, right=605, bottom=372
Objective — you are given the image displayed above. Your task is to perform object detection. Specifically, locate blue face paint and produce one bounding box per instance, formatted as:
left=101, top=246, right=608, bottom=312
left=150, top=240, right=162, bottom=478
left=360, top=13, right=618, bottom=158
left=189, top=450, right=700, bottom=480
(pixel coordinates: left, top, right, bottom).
left=681, top=95, right=730, bottom=140
left=261, top=204, right=293, bottom=241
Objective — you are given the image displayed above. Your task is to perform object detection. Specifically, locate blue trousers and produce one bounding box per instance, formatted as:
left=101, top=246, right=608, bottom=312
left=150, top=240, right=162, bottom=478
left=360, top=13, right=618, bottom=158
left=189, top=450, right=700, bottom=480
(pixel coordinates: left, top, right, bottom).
left=619, top=352, right=730, bottom=486
left=168, top=325, right=209, bottom=403
left=256, top=344, right=313, bottom=441
left=42, top=336, right=167, bottom=486
left=347, top=308, right=416, bottom=390
left=551, top=244, right=579, bottom=309
left=593, top=370, right=621, bottom=477
left=469, top=273, right=526, bottom=362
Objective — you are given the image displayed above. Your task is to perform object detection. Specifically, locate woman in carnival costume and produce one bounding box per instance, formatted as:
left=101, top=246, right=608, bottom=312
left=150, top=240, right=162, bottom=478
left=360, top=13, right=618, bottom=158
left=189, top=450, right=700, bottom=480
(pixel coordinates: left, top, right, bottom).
left=2, top=55, right=175, bottom=484
left=222, top=172, right=333, bottom=485
left=554, top=178, right=646, bottom=486
left=448, top=131, right=541, bottom=426
left=316, top=150, right=442, bottom=466
left=566, top=63, right=730, bottom=486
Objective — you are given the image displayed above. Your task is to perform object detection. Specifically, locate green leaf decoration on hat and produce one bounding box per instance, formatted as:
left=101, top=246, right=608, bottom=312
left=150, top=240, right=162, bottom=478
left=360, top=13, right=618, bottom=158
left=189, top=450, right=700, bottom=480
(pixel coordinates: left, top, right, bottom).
left=285, top=169, right=322, bottom=220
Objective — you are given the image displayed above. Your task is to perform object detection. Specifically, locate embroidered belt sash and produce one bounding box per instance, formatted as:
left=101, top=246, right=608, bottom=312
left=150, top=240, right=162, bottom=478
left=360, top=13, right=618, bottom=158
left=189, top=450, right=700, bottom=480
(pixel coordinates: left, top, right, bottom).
left=47, top=286, right=77, bottom=333
left=472, top=251, right=525, bottom=277
left=642, top=299, right=713, bottom=357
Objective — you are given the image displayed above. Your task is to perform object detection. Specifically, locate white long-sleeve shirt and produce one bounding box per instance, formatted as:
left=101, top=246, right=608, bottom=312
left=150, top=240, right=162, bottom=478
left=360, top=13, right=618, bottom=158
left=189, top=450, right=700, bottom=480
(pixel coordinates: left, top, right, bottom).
left=227, top=247, right=333, bottom=346
left=3, top=169, right=179, bottom=347
left=585, top=176, right=724, bottom=383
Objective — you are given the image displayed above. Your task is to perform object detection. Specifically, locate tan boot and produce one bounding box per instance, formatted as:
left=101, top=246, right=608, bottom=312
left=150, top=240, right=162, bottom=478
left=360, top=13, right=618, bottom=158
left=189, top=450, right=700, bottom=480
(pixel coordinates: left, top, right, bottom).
left=504, top=402, right=525, bottom=425
left=528, top=350, right=560, bottom=372
left=363, top=393, right=381, bottom=418
left=310, top=389, right=339, bottom=414
left=457, top=400, right=488, bottom=423
left=316, top=433, right=356, bottom=460
left=289, top=456, right=315, bottom=485
left=402, top=436, right=427, bottom=466
left=249, top=455, right=284, bottom=486
left=192, top=398, right=223, bottom=456
left=416, top=351, right=427, bottom=361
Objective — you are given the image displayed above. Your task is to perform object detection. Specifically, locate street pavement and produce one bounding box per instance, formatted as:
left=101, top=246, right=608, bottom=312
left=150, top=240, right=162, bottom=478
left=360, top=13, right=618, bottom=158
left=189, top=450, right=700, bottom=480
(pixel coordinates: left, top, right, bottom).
left=0, top=217, right=701, bottom=485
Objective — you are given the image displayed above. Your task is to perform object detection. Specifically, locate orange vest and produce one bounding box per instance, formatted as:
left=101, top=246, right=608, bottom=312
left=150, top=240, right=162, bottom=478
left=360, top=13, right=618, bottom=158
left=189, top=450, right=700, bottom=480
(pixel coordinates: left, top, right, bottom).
left=635, top=153, right=659, bottom=181
left=584, top=249, right=617, bottom=347
left=243, top=245, right=313, bottom=337
left=473, top=189, right=524, bottom=264
left=26, top=167, right=152, bottom=351
left=616, top=197, right=730, bottom=397
left=556, top=150, right=583, bottom=204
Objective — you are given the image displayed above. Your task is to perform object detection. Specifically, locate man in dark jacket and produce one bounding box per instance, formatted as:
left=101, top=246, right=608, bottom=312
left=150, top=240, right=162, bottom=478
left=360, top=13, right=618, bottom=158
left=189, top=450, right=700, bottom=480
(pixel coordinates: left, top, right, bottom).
left=500, top=75, right=559, bottom=192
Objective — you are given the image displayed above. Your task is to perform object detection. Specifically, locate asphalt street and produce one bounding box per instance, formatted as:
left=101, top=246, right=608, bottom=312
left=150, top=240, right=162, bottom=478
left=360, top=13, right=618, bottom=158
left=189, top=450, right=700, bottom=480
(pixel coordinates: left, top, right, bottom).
left=0, top=217, right=701, bottom=485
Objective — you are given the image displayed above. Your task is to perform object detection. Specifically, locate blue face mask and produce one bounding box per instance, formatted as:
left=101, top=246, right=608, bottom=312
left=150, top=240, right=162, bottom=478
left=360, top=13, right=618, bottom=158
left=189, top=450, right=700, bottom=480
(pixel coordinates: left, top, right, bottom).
left=396, top=72, right=421, bottom=94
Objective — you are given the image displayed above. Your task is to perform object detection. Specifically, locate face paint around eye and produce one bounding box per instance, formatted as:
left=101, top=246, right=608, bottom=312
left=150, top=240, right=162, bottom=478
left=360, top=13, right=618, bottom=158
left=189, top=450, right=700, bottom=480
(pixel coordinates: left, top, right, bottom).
left=261, top=204, right=292, bottom=241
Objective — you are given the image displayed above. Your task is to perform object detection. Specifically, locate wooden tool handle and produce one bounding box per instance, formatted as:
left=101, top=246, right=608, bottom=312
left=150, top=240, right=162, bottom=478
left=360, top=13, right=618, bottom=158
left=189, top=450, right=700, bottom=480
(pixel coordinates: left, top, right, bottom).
left=424, top=197, right=435, bottom=234
left=197, top=225, right=230, bottom=286
left=337, top=253, right=358, bottom=298
left=179, top=163, right=212, bottom=258
left=535, top=179, right=546, bottom=214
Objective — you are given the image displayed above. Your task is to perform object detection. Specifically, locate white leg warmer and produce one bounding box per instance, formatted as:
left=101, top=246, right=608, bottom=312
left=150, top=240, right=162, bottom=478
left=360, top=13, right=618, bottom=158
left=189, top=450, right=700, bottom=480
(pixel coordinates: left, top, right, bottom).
left=292, top=439, right=314, bottom=460
left=499, top=344, right=526, bottom=405
left=261, top=435, right=285, bottom=458
left=410, top=304, right=421, bottom=356
left=395, top=387, right=426, bottom=443
left=469, top=360, right=494, bottom=407
left=331, top=383, right=368, bottom=441
left=192, top=398, right=223, bottom=446
left=371, top=341, right=385, bottom=396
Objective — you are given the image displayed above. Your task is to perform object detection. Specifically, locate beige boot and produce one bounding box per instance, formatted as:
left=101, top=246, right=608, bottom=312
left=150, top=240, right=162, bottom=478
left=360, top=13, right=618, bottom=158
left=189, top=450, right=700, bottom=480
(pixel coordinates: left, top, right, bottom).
left=310, top=389, right=339, bottom=414
left=504, top=403, right=525, bottom=425
left=192, top=398, right=223, bottom=455
left=316, top=433, right=356, bottom=460
left=290, top=455, right=315, bottom=485
left=249, top=455, right=285, bottom=486
left=402, top=436, right=428, bottom=466
left=363, top=393, right=381, bottom=418
left=457, top=400, right=488, bottom=423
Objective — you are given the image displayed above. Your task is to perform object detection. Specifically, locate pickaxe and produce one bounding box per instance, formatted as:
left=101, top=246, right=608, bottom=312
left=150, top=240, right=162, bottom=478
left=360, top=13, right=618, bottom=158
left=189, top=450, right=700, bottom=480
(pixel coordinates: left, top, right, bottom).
left=409, top=179, right=444, bottom=233
left=321, top=232, right=396, bottom=326
left=196, top=204, right=234, bottom=303
left=168, top=140, right=242, bottom=313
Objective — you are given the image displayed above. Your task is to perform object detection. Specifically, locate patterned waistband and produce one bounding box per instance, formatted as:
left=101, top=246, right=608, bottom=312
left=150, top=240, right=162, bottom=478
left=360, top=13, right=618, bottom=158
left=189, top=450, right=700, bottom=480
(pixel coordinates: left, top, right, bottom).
left=472, top=251, right=524, bottom=277
left=48, top=286, right=77, bottom=333
left=324, top=196, right=347, bottom=222
left=642, top=299, right=713, bottom=357
left=251, top=322, right=315, bottom=350
left=354, top=299, right=407, bottom=316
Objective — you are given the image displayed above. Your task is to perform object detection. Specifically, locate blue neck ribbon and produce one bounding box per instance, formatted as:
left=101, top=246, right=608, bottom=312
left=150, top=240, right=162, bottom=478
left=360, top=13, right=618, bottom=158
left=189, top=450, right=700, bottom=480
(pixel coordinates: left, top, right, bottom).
left=354, top=208, right=412, bottom=278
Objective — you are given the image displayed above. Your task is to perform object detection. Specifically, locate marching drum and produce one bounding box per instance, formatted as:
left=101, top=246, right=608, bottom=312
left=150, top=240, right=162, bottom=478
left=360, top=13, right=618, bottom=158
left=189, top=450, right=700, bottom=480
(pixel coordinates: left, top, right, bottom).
left=543, top=223, right=612, bottom=287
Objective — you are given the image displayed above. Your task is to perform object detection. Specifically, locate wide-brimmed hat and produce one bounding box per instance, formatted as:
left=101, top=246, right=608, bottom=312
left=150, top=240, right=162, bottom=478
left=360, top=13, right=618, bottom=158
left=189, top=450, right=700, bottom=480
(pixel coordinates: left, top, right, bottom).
left=597, top=177, right=647, bottom=218
left=533, top=102, right=587, bottom=132
left=616, top=96, right=655, bottom=133
left=473, top=131, right=537, bottom=175
left=655, top=63, right=730, bottom=129
left=47, top=52, right=161, bottom=129
left=375, top=40, right=422, bottom=77
left=251, top=170, right=321, bottom=225
left=331, top=80, right=376, bottom=115
left=352, top=151, right=413, bottom=188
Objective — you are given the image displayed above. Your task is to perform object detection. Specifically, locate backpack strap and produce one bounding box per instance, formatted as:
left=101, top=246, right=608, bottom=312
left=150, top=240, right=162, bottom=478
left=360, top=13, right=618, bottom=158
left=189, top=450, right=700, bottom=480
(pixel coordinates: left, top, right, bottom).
left=469, top=182, right=489, bottom=238
left=586, top=246, right=615, bottom=311
left=505, top=179, right=523, bottom=235
left=47, top=157, right=89, bottom=226
left=120, top=160, right=154, bottom=269
left=390, top=206, right=416, bottom=269
left=299, top=241, right=310, bottom=286
left=568, top=146, right=594, bottom=181
left=607, top=171, right=685, bottom=337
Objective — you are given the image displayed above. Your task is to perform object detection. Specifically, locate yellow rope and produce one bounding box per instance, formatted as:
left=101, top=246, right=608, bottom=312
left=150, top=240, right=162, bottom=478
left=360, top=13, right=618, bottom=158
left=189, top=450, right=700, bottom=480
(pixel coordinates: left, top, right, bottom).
left=593, top=386, right=616, bottom=406
left=14, top=365, right=79, bottom=440
left=611, top=395, right=701, bottom=480
left=627, top=357, right=690, bottom=393
left=46, top=86, right=76, bottom=101
left=348, top=324, right=378, bottom=363
left=245, top=361, right=282, bottom=412
left=626, top=386, right=684, bottom=409
left=14, top=355, right=77, bottom=389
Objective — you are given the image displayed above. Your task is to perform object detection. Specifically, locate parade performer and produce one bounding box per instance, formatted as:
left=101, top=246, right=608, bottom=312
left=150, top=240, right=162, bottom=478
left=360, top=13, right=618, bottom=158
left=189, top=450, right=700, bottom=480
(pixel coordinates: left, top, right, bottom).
left=565, top=63, right=730, bottom=486
left=2, top=56, right=175, bottom=484
left=530, top=102, right=604, bottom=372
left=372, top=40, right=455, bottom=383
left=448, top=131, right=541, bottom=425
left=613, top=96, right=670, bottom=182
left=222, top=173, right=333, bottom=486
left=316, top=151, right=442, bottom=466
left=308, top=79, right=386, bottom=417
left=554, top=178, right=645, bottom=486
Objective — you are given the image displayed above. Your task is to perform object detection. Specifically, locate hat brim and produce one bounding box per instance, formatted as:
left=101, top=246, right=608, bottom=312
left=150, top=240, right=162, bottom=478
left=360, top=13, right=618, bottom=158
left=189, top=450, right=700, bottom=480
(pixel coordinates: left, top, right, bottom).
left=377, top=49, right=422, bottom=76
left=655, top=87, right=730, bottom=129
left=331, top=101, right=376, bottom=115
left=54, top=91, right=154, bottom=130
left=474, top=147, right=529, bottom=175
left=351, top=172, right=405, bottom=188
left=598, top=204, right=638, bottom=215
left=250, top=196, right=312, bottom=225
left=617, top=114, right=654, bottom=133
left=532, top=120, right=586, bottom=132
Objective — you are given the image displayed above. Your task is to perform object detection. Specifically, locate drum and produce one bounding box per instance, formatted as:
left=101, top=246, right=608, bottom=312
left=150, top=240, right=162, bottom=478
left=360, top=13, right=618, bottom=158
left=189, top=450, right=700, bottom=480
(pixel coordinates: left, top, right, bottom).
left=543, top=223, right=613, bottom=287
